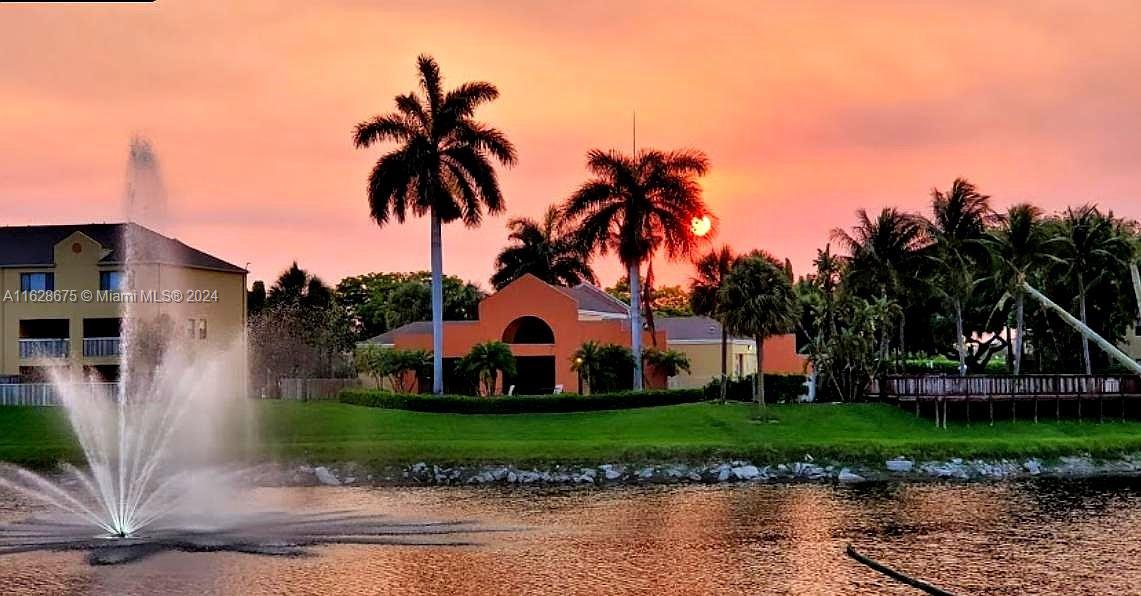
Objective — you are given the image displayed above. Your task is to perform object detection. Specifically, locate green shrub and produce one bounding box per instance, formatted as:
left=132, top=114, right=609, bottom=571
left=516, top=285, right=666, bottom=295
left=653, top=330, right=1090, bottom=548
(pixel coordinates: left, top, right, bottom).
left=339, top=387, right=707, bottom=414
left=703, top=373, right=808, bottom=403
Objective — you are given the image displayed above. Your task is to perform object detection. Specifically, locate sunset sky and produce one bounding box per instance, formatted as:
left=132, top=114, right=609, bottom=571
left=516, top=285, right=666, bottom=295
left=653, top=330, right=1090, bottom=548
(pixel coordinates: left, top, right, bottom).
left=3, top=1, right=1141, bottom=291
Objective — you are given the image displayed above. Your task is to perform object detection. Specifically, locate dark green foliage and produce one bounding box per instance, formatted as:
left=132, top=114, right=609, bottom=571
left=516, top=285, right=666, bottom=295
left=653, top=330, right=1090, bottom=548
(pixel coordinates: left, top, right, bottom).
left=491, top=206, right=596, bottom=290
left=571, top=341, right=635, bottom=393
left=459, top=341, right=516, bottom=396
left=339, top=387, right=707, bottom=414
left=334, top=272, right=485, bottom=341
left=703, top=374, right=807, bottom=404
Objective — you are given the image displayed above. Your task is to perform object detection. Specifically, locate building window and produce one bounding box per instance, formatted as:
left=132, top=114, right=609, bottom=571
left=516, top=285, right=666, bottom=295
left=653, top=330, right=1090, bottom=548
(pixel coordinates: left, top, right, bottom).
left=20, top=272, right=54, bottom=291
left=197, top=319, right=207, bottom=339
left=99, top=271, right=123, bottom=291
left=186, top=318, right=196, bottom=338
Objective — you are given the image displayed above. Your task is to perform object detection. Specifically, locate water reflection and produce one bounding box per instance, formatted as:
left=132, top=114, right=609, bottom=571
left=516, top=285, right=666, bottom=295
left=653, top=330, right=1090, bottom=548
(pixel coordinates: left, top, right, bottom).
left=1, top=479, right=1139, bottom=595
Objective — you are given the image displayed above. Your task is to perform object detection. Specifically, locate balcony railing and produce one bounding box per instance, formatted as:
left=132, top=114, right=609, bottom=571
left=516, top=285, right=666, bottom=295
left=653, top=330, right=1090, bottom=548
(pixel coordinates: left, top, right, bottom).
left=83, top=337, right=122, bottom=358
left=18, top=338, right=69, bottom=359
left=0, top=383, right=117, bottom=407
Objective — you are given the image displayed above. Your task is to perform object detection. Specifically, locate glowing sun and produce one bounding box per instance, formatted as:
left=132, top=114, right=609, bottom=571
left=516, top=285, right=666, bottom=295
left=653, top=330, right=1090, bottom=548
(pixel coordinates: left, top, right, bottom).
left=691, top=215, right=712, bottom=237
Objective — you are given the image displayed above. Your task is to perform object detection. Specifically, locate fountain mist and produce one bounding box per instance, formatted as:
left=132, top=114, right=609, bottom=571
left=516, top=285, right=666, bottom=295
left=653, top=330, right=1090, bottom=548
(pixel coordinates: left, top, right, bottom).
left=0, top=139, right=491, bottom=564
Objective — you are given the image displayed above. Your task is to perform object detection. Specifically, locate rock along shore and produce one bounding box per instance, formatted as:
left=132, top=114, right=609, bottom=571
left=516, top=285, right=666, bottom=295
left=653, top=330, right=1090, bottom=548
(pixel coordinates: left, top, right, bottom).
left=255, top=453, right=1141, bottom=488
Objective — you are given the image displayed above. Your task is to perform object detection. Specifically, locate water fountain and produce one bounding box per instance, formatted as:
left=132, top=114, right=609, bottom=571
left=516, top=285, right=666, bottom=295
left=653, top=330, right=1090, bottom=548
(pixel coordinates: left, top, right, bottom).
left=0, top=139, right=489, bottom=565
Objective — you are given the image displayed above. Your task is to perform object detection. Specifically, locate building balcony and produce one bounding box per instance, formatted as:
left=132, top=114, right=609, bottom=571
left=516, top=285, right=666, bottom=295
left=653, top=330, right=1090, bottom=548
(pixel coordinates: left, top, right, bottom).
left=83, top=337, right=121, bottom=358
left=19, top=338, right=70, bottom=359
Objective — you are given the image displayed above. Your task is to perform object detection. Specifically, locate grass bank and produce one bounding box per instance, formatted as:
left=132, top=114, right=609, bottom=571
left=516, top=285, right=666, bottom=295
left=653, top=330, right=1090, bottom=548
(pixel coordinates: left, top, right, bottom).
left=2, top=401, right=1141, bottom=468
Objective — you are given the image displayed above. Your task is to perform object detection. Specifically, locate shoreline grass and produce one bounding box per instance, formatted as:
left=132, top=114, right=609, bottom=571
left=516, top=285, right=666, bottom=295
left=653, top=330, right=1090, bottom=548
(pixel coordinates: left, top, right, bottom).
left=2, top=401, right=1140, bottom=469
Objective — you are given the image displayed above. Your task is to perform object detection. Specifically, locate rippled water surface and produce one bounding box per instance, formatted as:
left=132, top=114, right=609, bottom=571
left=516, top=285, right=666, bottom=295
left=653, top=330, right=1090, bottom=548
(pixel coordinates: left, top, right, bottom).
left=1, top=479, right=1139, bottom=595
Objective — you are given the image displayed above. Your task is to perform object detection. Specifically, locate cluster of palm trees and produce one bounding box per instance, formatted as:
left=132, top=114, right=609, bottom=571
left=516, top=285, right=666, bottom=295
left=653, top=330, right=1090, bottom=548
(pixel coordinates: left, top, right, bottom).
left=355, top=55, right=716, bottom=394
left=354, top=55, right=1140, bottom=400
left=817, top=178, right=1139, bottom=389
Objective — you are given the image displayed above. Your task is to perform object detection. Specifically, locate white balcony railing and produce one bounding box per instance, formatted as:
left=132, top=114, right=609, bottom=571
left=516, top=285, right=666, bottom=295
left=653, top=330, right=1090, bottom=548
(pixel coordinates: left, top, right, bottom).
left=18, top=338, right=69, bottom=359
left=0, top=383, right=117, bottom=406
left=83, top=337, right=121, bottom=358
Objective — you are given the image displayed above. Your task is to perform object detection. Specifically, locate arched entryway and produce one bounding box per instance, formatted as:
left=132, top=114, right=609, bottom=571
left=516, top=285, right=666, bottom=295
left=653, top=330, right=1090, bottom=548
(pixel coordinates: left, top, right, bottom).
left=501, top=316, right=555, bottom=344
left=502, top=316, right=556, bottom=394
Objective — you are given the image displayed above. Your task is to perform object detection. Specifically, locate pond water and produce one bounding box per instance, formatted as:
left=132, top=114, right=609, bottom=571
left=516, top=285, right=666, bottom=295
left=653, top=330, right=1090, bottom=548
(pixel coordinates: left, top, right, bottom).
left=1, top=479, right=1139, bottom=595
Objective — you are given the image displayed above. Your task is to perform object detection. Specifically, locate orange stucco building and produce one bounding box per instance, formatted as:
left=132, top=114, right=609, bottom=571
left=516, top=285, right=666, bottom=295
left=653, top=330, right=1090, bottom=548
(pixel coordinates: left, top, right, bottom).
left=366, top=274, right=806, bottom=395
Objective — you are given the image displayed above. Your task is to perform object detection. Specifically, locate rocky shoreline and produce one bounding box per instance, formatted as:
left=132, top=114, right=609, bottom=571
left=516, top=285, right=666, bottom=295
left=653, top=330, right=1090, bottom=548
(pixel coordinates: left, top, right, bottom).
left=256, top=453, right=1141, bottom=487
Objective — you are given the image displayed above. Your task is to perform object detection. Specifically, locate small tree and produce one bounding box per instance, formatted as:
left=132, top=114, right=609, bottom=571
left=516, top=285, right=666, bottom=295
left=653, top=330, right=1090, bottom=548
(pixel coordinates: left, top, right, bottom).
left=642, top=347, right=691, bottom=382
left=354, top=344, right=387, bottom=388
left=717, top=252, right=800, bottom=407
left=571, top=341, right=634, bottom=394
left=459, top=341, right=516, bottom=396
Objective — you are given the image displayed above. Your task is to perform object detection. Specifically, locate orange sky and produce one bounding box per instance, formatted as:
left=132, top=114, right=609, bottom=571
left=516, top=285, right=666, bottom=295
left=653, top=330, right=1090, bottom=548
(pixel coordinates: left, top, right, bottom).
left=3, top=1, right=1141, bottom=290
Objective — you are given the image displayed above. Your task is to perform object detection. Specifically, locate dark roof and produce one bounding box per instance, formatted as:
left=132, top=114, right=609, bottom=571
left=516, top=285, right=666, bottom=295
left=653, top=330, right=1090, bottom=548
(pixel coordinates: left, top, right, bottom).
left=556, top=283, right=630, bottom=315
left=0, top=223, right=245, bottom=273
left=361, top=320, right=477, bottom=345
left=657, top=316, right=749, bottom=342
left=362, top=321, right=433, bottom=345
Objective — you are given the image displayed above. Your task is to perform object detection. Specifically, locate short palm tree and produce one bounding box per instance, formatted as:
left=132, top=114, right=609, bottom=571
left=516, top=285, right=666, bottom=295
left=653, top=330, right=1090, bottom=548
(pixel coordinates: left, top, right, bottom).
left=571, top=341, right=634, bottom=394
left=1055, top=204, right=1130, bottom=374
left=716, top=251, right=800, bottom=407
left=689, top=246, right=737, bottom=401
left=927, top=178, right=993, bottom=375
left=563, top=148, right=711, bottom=390
left=353, top=54, right=517, bottom=394
left=459, top=341, right=516, bottom=397
left=642, top=347, right=692, bottom=379
left=986, top=203, right=1054, bottom=375
left=491, top=205, right=596, bottom=290
left=831, top=207, right=927, bottom=356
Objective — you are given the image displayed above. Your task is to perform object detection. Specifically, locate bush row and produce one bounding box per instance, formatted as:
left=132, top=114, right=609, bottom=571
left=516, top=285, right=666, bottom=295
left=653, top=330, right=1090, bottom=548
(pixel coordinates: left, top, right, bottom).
left=702, top=373, right=809, bottom=403
left=339, top=387, right=708, bottom=414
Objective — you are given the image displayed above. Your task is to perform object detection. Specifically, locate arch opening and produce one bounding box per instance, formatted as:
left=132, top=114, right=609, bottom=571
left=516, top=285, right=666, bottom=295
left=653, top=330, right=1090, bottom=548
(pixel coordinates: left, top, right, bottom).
left=502, top=316, right=555, bottom=344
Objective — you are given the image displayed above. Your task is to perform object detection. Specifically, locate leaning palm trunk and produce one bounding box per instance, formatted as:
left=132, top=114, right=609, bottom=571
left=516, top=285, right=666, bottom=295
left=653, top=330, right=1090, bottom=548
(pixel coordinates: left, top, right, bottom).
left=753, top=336, right=765, bottom=407
left=628, top=262, right=644, bottom=391
left=1023, top=283, right=1141, bottom=374
left=953, top=298, right=967, bottom=376
left=1131, top=262, right=1141, bottom=322
left=430, top=211, right=445, bottom=395
left=1013, top=292, right=1025, bottom=376
left=1077, top=272, right=1092, bottom=375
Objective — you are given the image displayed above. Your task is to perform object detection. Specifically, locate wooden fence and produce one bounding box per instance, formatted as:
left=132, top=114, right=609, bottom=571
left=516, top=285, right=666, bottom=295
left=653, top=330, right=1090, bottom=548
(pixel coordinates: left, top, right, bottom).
left=872, top=374, right=1141, bottom=427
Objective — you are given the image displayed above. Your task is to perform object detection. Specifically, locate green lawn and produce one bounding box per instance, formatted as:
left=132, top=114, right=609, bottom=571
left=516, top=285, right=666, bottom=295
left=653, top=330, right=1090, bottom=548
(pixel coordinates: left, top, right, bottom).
left=3, top=401, right=1141, bottom=468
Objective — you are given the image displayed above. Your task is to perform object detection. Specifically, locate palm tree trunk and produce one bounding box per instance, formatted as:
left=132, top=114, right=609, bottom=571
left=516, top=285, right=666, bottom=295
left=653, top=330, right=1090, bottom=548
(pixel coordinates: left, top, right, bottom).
left=430, top=211, right=445, bottom=395
left=719, top=326, right=728, bottom=404
left=628, top=261, right=644, bottom=391
left=1078, top=272, right=1091, bottom=375
left=1014, top=292, right=1025, bottom=376
left=754, top=335, right=765, bottom=407
left=954, top=298, right=966, bottom=376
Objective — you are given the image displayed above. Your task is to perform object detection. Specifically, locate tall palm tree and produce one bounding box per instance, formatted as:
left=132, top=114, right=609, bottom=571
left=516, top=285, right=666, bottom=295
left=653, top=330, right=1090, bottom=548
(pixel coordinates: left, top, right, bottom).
left=690, top=246, right=737, bottom=402
left=831, top=207, right=927, bottom=356
left=491, top=205, right=596, bottom=290
left=986, top=203, right=1053, bottom=375
left=927, top=178, right=993, bottom=375
left=717, top=251, right=800, bottom=407
left=1056, top=204, right=1130, bottom=374
left=563, top=148, right=711, bottom=390
left=353, top=54, right=517, bottom=394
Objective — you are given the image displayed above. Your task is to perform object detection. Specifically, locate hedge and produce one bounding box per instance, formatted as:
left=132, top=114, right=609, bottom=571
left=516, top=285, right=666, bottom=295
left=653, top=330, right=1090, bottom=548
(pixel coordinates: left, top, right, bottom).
left=702, top=373, right=808, bottom=403
left=339, top=387, right=708, bottom=414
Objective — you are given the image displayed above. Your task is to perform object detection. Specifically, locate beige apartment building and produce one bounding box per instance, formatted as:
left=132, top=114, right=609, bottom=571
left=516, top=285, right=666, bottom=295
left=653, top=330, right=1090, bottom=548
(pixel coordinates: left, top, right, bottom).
left=0, top=223, right=246, bottom=382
